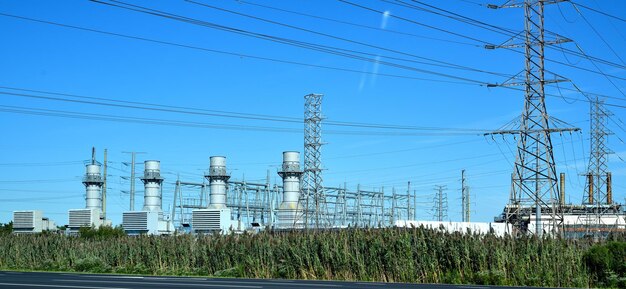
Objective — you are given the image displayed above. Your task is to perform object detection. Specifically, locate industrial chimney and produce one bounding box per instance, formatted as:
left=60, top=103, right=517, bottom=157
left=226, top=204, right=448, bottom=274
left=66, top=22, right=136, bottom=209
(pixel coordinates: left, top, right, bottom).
left=607, top=172, right=612, bottom=205
left=192, top=156, right=233, bottom=234
left=83, top=162, right=104, bottom=211
left=123, top=159, right=172, bottom=235
left=141, top=160, right=163, bottom=212
left=277, top=151, right=303, bottom=228
left=69, top=147, right=108, bottom=232
left=206, top=156, right=230, bottom=209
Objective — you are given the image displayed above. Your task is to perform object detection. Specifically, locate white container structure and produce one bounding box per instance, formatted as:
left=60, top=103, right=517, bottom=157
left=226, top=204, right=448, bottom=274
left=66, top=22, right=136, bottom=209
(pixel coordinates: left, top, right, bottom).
left=68, top=156, right=109, bottom=231
left=123, top=160, right=173, bottom=235
left=192, top=156, right=232, bottom=234
left=395, top=220, right=511, bottom=237
left=13, top=210, right=56, bottom=234
left=277, top=151, right=304, bottom=229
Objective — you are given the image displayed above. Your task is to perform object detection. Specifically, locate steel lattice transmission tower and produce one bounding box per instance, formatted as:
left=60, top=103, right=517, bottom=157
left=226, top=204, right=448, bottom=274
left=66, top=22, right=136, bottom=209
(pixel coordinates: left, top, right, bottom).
left=302, top=93, right=328, bottom=229
left=461, top=170, right=470, bottom=222
left=486, top=0, right=578, bottom=236
left=433, top=185, right=448, bottom=222
left=584, top=96, right=613, bottom=205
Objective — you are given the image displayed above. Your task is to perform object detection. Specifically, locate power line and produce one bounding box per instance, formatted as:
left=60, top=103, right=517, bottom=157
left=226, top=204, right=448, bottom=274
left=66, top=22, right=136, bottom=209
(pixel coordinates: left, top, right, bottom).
left=569, top=1, right=626, bottom=24
left=0, top=13, right=471, bottom=86
left=569, top=3, right=626, bottom=67
left=0, top=86, right=491, bottom=133
left=91, top=0, right=498, bottom=84
left=3, top=8, right=622, bottom=105
left=236, top=0, right=481, bottom=47
left=0, top=104, right=484, bottom=137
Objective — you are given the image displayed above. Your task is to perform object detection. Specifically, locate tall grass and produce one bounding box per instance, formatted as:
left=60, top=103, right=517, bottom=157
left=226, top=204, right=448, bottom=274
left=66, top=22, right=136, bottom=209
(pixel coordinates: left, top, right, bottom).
left=0, top=227, right=605, bottom=287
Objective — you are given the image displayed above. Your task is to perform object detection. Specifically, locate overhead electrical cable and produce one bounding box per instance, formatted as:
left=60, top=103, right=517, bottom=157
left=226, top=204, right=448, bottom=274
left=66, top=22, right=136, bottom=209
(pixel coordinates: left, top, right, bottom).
left=0, top=104, right=485, bottom=137
left=0, top=86, right=489, bottom=132
left=90, top=0, right=500, bottom=84
left=341, top=0, right=626, bottom=78
left=569, top=1, right=626, bottom=24
left=240, top=0, right=626, bottom=82
left=0, top=12, right=472, bottom=86
left=569, top=2, right=626, bottom=66
left=186, top=0, right=513, bottom=78
left=235, top=0, right=481, bottom=47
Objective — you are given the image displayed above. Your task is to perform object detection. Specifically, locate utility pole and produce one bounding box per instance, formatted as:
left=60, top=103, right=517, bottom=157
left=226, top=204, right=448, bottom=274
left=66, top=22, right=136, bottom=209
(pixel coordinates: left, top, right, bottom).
left=102, top=148, right=108, bottom=219
left=461, top=170, right=470, bottom=222
left=123, top=151, right=145, bottom=211
left=485, top=0, right=577, bottom=236
left=433, top=185, right=448, bottom=222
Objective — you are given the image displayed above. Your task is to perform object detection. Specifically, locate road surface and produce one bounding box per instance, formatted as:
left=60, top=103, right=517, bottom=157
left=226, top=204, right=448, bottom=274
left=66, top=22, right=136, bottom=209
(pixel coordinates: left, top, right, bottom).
left=0, top=271, right=559, bottom=289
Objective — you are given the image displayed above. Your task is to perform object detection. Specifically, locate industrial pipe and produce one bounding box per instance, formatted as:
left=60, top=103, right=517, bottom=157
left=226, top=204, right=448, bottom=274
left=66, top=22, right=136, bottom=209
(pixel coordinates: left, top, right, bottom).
left=587, top=174, right=593, bottom=204
left=607, top=172, right=612, bottom=205
left=559, top=173, right=565, bottom=206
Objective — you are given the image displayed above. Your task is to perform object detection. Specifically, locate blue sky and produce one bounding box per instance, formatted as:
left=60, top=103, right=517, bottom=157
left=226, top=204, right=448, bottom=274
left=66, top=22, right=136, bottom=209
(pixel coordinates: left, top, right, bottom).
left=0, top=0, right=625, bottom=225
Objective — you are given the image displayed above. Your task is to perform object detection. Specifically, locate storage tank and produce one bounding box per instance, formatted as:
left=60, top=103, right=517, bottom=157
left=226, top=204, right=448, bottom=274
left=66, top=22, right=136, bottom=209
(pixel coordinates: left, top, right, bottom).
left=206, top=156, right=230, bottom=209
left=277, top=151, right=303, bottom=228
left=83, top=164, right=103, bottom=210
left=141, top=160, right=163, bottom=212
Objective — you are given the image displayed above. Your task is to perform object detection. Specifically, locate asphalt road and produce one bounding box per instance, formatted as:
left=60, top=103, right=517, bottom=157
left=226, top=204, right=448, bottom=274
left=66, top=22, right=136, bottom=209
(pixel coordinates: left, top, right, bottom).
left=0, top=271, right=558, bottom=289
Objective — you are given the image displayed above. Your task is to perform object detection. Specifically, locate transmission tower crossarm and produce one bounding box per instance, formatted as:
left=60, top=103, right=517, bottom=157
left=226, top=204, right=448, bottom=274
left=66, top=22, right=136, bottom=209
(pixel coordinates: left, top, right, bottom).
left=484, top=127, right=580, bottom=136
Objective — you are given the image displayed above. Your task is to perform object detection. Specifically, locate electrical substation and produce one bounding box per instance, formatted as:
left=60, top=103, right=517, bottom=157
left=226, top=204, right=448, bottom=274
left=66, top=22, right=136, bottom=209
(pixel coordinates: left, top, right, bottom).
left=6, top=0, right=626, bottom=238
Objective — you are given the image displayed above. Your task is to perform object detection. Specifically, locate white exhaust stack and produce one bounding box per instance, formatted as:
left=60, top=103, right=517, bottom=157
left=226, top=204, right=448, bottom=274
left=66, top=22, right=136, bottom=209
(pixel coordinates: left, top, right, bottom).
left=141, top=160, right=163, bottom=212
left=84, top=163, right=103, bottom=211
left=193, top=156, right=232, bottom=234
left=277, top=151, right=303, bottom=228
left=207, top=156, right=230, bottom=209
left=124, top=159, right=172, bottom=235
left=70, top=147, right=109, bottom=231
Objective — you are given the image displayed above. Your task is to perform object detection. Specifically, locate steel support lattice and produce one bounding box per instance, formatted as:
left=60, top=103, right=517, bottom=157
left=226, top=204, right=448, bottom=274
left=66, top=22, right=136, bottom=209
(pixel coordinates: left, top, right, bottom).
left=302, top=93, right=328, bottom=229
left=487, top=0, right=576, bottom=236
left=584, top=97, right=613, bottom=205
left=433, top=185, right=448, bottom=222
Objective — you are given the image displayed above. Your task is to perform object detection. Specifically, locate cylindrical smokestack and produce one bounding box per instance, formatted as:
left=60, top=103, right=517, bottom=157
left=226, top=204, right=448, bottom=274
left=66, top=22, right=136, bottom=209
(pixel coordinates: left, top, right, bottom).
left=559, top=173, right=565, bottom=206
left=206, top=156, right=230, bottom=209
left=587, top=174, right=593, bottom=204
left=607, top=172, right=612, bottom=205
left=141, top=160, right=163, bottom=212
left=278, top=151, right=303, bottom=228
left=83, top=164, right=103, bottom=210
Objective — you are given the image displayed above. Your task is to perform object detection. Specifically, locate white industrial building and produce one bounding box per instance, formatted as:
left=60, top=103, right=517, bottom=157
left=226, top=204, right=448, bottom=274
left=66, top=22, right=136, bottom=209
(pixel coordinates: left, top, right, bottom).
left=395, top=220, right=511, bottom=237
left=122, top=160, right=174, bottom=235
left=12, top=210, right=56, bottom=234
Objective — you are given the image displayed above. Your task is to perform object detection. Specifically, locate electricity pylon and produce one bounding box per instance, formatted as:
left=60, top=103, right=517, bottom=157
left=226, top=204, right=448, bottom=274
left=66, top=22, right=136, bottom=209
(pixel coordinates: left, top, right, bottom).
left=486, top=0, right=578, bottom=236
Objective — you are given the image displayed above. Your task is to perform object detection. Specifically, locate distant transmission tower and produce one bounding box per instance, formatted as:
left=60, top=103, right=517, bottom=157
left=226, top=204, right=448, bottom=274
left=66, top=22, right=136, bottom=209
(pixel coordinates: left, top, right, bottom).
left=486, top=0, right=578, bottom=236
left=584, top=96, right=613, bottom=205
left=433, top=185, right=448, bottom=222
left=302, top=93, right=327, bottom=229
left=461, top=170, right=470, bottom=222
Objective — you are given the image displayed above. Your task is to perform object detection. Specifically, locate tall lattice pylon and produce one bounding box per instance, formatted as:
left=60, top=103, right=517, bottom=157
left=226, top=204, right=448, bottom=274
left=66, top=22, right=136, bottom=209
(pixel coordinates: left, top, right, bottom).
left=486, top=0, right=577, bottom=236
left=584, top=96, right=613, bottom=205
left=461, top=170, right=470, bottom=222
left=433, top=185, right=448, bottom=222
left=302, top=93, right=328, bottom=229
